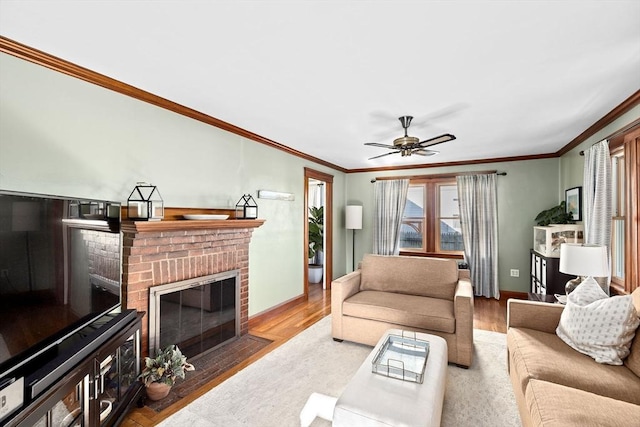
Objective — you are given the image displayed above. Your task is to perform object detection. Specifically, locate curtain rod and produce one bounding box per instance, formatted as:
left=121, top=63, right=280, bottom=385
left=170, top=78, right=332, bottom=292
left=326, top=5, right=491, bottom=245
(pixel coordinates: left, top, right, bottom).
left=370, top=171, right=506, bottom=183
left=578, top=120, right=640, bottom=156
left=579, top=141, right=605, bottom=156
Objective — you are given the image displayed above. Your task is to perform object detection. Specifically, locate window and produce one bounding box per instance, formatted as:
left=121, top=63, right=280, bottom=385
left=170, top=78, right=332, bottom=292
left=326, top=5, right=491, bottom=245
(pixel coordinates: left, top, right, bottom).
left=438, top=184, right=463, bottom=252
left=399, top=178, right=464, bottom=256
left=609, top=126, right=639, bottom=295
left=400, top=186, right=425, bottom=250
left=611, top=149, right=625, bottom=282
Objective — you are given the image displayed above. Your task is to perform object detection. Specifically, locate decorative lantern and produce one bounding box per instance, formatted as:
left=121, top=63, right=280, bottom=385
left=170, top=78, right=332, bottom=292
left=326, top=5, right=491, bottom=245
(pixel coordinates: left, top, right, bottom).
left=235, top=194, right=258, bottom=219
left=127, top=182, right=164, bottom=221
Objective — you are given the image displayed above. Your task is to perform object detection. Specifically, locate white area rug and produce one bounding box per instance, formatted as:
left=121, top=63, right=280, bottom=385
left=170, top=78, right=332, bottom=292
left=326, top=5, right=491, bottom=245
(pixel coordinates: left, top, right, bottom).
left=158, top=316, right=520, bottom=426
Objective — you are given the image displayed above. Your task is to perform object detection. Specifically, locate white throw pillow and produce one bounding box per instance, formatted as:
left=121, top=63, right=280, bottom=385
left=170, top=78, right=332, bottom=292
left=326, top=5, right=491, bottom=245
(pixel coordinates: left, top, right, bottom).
left=556, top=279, right=640, bottom=365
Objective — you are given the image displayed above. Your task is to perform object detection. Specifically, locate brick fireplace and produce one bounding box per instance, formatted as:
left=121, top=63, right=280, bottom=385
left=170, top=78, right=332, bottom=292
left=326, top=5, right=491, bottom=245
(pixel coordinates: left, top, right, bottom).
left=120, top=209, right=264, bottom=356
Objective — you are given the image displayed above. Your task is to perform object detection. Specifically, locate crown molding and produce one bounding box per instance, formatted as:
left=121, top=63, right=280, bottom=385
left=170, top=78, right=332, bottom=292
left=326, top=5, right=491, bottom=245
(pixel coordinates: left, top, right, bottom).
left=346, top=153, right=558, bottom=174
left=556, top=89, right=640, bottom=156
left=2, top=35, right=636, bottom=175
left=0, top=36, right=348, bottom=174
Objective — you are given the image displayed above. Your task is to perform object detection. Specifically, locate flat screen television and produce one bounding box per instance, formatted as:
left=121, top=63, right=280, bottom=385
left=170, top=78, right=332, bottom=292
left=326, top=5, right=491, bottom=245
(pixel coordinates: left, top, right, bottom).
left=0, top=190, right=122, bottom=383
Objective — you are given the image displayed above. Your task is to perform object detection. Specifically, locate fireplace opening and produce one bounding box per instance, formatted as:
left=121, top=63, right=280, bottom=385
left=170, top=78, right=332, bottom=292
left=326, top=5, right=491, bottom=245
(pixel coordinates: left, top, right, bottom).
left=148, top=270, right=240, bottom=359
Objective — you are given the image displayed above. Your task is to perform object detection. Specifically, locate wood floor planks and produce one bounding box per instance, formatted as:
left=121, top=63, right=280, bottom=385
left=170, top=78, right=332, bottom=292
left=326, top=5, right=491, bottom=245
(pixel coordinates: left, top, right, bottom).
left=122, top=283, right=511, bottom=426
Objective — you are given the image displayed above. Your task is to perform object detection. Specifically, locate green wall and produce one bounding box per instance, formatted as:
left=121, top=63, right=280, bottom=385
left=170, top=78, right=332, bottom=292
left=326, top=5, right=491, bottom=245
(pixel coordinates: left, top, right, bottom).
left=345, top=158, right=560, bottom=293
left=2, top=51, right=637, bottom=301
left=559, top=104, right=640, bottom=195
left=0, top=52, right=347, bottom=316
left=342, top=104, right=639, bottom=294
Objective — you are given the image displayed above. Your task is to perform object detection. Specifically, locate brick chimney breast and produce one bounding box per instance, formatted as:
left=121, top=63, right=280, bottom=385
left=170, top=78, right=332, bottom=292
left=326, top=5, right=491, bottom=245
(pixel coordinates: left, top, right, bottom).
left=120, top=215, right=264, bottom=356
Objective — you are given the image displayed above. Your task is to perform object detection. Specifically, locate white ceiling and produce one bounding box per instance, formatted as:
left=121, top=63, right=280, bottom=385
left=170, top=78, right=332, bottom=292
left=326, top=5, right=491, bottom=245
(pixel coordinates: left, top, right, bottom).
left=1, top=1, right=639, bottom=170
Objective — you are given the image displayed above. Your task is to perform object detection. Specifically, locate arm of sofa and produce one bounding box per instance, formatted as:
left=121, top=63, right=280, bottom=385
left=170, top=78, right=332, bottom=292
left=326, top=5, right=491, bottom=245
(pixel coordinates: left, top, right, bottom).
left=331, top=270, right=362, bottom=340
left=507, top=299, right=564, bottom=334
left=454, top=277, right=474, bottom=367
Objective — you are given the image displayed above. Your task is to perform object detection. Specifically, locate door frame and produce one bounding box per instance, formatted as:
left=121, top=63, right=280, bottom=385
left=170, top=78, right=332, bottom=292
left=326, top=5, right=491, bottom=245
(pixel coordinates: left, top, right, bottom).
left=304, top=167, right=333, bottom=296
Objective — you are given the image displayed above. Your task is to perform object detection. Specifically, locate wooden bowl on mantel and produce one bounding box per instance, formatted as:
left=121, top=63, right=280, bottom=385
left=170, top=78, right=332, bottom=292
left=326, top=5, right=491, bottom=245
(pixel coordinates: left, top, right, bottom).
left=164, top=207, right=236, bottom=221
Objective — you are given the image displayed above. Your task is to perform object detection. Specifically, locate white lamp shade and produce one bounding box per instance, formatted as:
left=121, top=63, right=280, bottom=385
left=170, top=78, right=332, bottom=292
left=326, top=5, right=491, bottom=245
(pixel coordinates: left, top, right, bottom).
left=559, top=244, right=609, bottom=277
left=345, top=205, right=363, bottom=230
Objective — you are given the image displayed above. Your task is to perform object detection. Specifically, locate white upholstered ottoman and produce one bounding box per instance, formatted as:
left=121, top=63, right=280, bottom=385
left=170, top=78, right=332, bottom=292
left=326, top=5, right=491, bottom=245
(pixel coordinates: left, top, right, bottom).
left=333, top=329, right=448, bottom=427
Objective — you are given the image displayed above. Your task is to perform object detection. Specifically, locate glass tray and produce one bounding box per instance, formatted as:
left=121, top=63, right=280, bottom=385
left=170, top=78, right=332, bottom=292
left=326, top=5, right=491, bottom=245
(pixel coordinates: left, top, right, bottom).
left=371, top=332, right=430, bottom=383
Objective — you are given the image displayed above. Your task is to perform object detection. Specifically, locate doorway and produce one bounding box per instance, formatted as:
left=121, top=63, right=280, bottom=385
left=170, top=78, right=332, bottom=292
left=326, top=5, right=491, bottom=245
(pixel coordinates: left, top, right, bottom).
left=304, top=168, right=333, bottom=297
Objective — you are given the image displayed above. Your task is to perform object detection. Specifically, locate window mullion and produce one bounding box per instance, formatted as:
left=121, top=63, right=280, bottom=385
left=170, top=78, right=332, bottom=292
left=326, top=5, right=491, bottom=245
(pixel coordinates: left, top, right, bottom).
left=426, top=183, right=436, bottom=253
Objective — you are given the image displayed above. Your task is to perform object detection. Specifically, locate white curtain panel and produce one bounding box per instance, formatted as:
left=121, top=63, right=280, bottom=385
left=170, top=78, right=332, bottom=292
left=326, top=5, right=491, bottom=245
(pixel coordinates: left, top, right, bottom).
left=373, top=179, right=409, bottom=255
left=583, top=139, right=612, bottom=293
left=457, top=174, right=500, bottom=299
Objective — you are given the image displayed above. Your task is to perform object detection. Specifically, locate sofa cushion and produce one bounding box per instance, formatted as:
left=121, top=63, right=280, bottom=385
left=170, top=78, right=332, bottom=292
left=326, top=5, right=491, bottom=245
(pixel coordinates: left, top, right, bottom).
left=556, top=279, right=640, bottom=365
left=343, top=290, right=455, bottom=333
left=360, top=254, right=458, bottom=300
left=624, top=288, right=640, bottom=377
left=526, top=379, right=640, bottom=427
left=508, top=327, right=640, bottom=405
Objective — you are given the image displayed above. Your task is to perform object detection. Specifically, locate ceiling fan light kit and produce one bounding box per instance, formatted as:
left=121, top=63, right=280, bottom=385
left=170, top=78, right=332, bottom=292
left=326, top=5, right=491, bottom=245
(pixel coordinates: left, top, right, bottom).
left=365, top=115, right=456, bottom=160
left=393, top=136, right=420, bottom=147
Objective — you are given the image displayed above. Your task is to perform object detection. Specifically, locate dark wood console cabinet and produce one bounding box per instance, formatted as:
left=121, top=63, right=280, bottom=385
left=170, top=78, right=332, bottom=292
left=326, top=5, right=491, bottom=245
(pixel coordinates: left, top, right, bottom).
left=5, top=310, right=144, bottom=427
left=530, top=249, right=574, bottom=296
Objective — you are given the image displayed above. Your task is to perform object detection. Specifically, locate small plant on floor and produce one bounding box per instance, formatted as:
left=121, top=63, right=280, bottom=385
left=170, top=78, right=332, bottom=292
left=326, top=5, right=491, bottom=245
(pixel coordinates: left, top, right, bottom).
left=139, top=344, right=195, bottom=387
left=308, top=206, right=324, bottom=264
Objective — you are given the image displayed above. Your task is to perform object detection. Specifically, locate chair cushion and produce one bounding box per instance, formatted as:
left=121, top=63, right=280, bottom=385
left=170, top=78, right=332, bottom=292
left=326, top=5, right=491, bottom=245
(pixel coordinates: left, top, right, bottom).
left=343, top=290, right=455, bottom=333
left=507, top=327, right=640, bottom=405
left=360, top=254, right=458, bottom=300
left=556, top=279, right=640, bottom=365
left=526, top=379, right=640, bottom=427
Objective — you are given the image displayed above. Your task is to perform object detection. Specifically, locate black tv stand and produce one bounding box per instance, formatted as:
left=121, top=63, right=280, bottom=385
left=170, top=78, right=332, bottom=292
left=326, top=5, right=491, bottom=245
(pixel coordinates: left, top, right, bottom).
left=4, top=309, right=144, bottom=426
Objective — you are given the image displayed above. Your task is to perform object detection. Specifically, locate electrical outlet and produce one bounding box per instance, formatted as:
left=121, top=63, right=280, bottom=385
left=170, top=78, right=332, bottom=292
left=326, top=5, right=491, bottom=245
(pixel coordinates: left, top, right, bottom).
left=510, top=269, right=520, bottom=277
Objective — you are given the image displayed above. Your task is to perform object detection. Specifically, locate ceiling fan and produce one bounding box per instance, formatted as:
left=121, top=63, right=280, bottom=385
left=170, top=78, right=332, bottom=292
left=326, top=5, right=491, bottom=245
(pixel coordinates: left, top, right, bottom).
left=365, top=116, right=456, bottom=160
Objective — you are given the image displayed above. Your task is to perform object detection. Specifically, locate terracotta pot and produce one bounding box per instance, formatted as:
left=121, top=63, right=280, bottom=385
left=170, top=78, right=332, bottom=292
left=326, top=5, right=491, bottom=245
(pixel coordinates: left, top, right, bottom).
left=146, top=382, right=171, bottom=401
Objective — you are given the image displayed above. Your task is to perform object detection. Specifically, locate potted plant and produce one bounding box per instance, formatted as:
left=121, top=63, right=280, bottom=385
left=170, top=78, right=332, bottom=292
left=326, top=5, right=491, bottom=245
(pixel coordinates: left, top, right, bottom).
left=139, top=344, right=195, bottom=401
left=534, top=201, right=575, bottom=226
left=308, top=206, right=324, bottom=283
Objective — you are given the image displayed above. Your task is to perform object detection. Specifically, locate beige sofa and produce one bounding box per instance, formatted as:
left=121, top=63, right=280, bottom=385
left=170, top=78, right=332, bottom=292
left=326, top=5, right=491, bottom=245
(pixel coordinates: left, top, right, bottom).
left=331, top=254, right=474, bottom=367
left=507, top=298, right=640, bottom=426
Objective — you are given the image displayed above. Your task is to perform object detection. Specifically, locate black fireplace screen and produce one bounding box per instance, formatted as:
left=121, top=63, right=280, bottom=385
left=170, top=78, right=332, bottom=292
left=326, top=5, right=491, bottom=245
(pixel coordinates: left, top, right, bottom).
left=151, top=272, right=239, bottom=359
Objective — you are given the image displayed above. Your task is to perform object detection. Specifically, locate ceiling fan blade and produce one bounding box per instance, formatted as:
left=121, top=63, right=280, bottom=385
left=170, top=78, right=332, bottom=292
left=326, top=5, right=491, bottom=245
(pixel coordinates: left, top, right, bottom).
left=369, top=110, right=398, bottom=122
left=412, top=149, right=438, bottom=157
left=418, top=133, right=456, bottom=148
left=407, top=103, right=470, bottom=130
left=364, top=142, right=396, bottom=149
left=368, top=151, right=398, bottom=160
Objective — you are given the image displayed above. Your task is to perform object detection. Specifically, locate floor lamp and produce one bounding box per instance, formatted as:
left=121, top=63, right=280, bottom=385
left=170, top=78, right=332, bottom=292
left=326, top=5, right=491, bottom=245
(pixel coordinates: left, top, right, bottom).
left=346, top=206, right=362, bottom=272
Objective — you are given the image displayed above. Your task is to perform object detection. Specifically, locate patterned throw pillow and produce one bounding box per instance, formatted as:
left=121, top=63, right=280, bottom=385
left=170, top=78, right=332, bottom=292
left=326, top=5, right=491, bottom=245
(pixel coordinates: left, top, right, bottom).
left=556, top=279, right=640, bottom=365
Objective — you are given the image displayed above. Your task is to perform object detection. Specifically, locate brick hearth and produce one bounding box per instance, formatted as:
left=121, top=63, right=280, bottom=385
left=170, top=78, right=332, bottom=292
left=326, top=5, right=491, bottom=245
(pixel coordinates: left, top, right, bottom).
left=120, top=211, right=264, bottom=355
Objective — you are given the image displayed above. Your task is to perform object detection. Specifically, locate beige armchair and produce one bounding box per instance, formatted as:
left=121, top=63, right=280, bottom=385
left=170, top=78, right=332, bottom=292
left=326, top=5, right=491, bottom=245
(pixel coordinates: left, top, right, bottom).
left=331, top=254, right=474, bottom=367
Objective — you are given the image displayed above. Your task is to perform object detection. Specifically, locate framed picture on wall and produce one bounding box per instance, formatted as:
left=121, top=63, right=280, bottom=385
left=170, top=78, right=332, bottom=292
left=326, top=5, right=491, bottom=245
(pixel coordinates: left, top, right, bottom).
left=565, top=186, right=582, bottom=221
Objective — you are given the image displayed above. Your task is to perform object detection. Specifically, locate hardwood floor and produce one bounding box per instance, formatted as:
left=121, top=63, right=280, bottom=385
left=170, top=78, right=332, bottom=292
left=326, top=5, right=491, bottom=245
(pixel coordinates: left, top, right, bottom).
left=473, top=295, right=509, bottom=333
left=122, top=283, right=509, bottom=426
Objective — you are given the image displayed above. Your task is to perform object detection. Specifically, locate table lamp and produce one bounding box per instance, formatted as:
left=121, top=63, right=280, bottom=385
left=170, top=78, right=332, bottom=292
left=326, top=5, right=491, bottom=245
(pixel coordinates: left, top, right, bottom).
left=559, top=243, right=609, bottom=295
